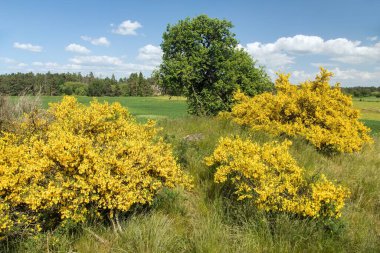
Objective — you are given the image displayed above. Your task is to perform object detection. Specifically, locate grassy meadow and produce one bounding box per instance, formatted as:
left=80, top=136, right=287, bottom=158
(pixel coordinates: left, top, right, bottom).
left=353, top=97, right=380, bottom=134
left=15, top=95, right=380, bottom=130
left=44, top=96, right=188, bottom=120
left=33, top=95, right=380, bottom=133
left=11, top=95, right=188, bottom=120
left=2, top=95, right=380, bottom=252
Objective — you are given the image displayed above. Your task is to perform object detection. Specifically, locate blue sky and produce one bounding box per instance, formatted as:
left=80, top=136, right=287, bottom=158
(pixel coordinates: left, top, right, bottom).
left=0, top=0, right=379, bottom=86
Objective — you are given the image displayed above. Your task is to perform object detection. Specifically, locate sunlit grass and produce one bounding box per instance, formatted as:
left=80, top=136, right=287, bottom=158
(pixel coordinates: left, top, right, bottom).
left=5, top=117, right=379, bottom=252
left=3, top=95, right=379, bottom=252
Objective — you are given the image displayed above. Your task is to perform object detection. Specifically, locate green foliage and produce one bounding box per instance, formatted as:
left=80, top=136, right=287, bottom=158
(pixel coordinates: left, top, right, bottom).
left=88, top=79, right=107, bottom=96
left=158, top=15, right=273, bottom=115
left=0, top=72, right=158, bottom=97
left=60, top=81, right=88, bottom=95
left=342, top=86, right=380, bottom=97
left=126, top=72, right=154, bottom=96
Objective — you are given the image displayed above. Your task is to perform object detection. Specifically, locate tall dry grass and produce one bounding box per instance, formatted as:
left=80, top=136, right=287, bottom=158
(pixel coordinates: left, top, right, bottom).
left=0, top=94, right=41, bottom=131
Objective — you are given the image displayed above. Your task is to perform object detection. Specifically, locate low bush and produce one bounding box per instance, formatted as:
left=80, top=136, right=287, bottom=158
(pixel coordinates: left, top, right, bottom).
left=205, top=136, right=350, bottom=218
left=221, top=68, right=372, bottom=153
left=0, top=96, right=192, bottom=240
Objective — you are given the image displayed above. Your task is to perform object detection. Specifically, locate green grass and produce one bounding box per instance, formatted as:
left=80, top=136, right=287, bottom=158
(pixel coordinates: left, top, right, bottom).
left=42, top=95, right=380, bottom=134
left=352, top=97, right=380, bottom=134
left=4, top=117, right=380, bottom=253
left=13, top=96, right=188, bottom=120
left=12, top=95, right=380, bottom=133
left=2, top=95, right=380, bottom=252
left=353, top=97, right=380, bottom=120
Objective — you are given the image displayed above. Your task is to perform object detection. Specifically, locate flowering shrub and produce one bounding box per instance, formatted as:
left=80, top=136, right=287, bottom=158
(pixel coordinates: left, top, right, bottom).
left=0, top=96, right=192, bottom=239
left=221, top=68, right=372, bottom=153
left=205, top=136, right=350, bottom=218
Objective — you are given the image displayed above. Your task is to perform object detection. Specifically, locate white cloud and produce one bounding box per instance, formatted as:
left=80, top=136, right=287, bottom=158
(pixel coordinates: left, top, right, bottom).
left=69, top=55, right=123, bottom=66
left=274, top=68, right=380, bottom=87
left=112, top=20, right=142, bottom=35
left=332, top=67, right=380, bottom=81
left=32, top=62, right=59, bottom=67
left=67, top=55, right=156, bottom=74
left=310, top=62, right=337, bottom=68
left=0, top=51, right=157, bottom=77
left=0, top=61, right=155, bottom=79
left=367, top=36, right=378, bottom=41
left=0, top=57, right=18, bottom=64
left=13, top=42, right=43, bottom=52
left=65, top=43, right=90, bottom=54
left=274, top=35, right=324, bottom=53
left=81, top=36, right=110, bottom=46
left=245, top=42, right=294, bottom=67
left=137, top=44, right=162, bottom=66
left=0, top=57, right=28, bottom=68
left=243, top=35, right=380, bottom=68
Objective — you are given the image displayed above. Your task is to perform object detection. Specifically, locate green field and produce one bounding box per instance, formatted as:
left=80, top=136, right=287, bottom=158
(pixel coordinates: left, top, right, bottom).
left=36, top=95, right=380, bottom=118
left=36, top=96, right=188, bottom=120
left=5, top=117, right=380, bottom=253
left=353, top=97, right=380, bottom=134
left=30, top=95, right=380, bottom=133
left=3, top=95, right=380, bottom=252
left=353, top=97, right=380, bottom=120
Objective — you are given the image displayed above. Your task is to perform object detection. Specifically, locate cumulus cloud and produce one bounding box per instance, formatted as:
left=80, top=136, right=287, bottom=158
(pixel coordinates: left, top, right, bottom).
left=310, top=62, right=337, bottom=68
left=32, top=62, right=59, bottom=67
left=112, top=20, right=142, bottom=35
left=0, top=57, right=19, bottom=64
left=0, top=61, right=155, bottom=79
left=137, top=44, right=162, bottom=66
left=66, top=55, right=156, bottom=75
left=245, top=42, right=294, bottom=67
left=0, top=57, right=28, bottom=69
left=274, top=35, right=325, bottom=53
left=69, top=55, right=123, bottom=66
left=65, top=43, right=90, bottom=54
left=243, top=35, right=380, bottom=68
left=367, top=36, right=378, bottom=41
left=274, top=68, right=380, bottom=87
left=332, top=67, right=380, bottom=81
left=13, top=42, right=43, bottom=52
left=81, top=36, right=110, bottom=46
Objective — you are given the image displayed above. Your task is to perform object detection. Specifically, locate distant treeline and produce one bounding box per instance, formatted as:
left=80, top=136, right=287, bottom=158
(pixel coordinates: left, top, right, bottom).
left=342, top=86, right=380, bottom=98
left=0, top=72, right=161, bottom=97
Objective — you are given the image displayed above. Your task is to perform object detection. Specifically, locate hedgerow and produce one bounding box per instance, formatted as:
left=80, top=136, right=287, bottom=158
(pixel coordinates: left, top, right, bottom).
left=0, top=96, right=192, bottom=239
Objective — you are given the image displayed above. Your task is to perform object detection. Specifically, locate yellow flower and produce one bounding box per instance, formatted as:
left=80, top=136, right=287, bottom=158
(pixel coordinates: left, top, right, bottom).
left=0, top=96, right=192, bottom=239
left=221, top=68, right=373, bottom=153
left=205, top=136, right=350, bottom=218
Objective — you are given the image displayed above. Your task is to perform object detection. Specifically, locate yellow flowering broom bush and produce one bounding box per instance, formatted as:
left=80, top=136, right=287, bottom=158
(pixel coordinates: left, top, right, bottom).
left=205, top=136, right=350, bottom=218
left=221, top=68, right=372, bottom=153
left=0, top=96, right=192, bottom=239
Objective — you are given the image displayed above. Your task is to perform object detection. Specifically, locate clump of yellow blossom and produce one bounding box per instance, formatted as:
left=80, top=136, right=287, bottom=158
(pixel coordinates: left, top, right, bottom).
left=0, top=96, right=192, bottom=239
left=205, top=136, right=350, bottom=218
left=221, top=68, right=372, bottom=153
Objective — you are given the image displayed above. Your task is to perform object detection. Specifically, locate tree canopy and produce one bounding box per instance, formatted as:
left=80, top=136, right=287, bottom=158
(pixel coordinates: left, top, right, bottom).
left=0, top=72, right=158, bottom=97
left=158, top=15, right=273, bottom=115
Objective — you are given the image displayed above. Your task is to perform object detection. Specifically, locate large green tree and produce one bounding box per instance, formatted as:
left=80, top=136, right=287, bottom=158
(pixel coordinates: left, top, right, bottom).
left=158, top=15, right=273, bottom=115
